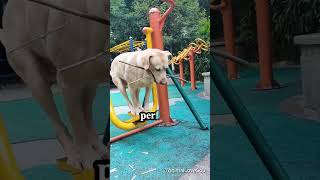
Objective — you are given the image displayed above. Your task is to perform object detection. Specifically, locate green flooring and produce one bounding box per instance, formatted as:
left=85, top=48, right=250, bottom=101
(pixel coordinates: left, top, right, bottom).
left=110, top=84, right=210, bottom=179
left=5, top=66, right=320, bottom=179
left=212, top=67, right=320, bottom=179
left=0, top=86, right=108, bottom=144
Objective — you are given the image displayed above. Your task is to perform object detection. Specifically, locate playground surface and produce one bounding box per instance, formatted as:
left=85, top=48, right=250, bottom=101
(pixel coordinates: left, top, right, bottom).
left=2, top=66, right=318, bottom=179
left=212, top=66, right=320, bottom=179
left=110, top=83, right=210, bottom=179
left=0, top=82, right=210, bottom=179
left=0, top=85, right=108, bottom=180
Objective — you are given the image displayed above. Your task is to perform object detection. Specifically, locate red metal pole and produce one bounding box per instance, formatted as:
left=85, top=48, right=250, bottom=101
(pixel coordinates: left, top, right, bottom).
left=255, top=0, right=280, bottom=90
left=189, top=50, right=197, bottom=90
left=110, top=120, right=163, bottom=143
left=148, top=0, right=177, bottom=126
left=179, top=62, right=185, bottom=86
left=221, top=0, right=237, bottom=80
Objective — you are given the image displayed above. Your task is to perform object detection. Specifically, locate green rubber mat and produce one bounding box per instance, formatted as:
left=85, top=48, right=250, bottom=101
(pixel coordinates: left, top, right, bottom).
left=22, top=165, right=71, bottom=180
left=0, top=86, right=108, bottom=144
left=212, top=67, right=320, bottom=179
left=110, top=83, right=210, bottom=179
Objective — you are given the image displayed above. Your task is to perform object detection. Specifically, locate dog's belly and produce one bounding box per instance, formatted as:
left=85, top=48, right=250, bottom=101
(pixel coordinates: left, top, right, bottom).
left=35, top=0, right=107, bottom=86
left=2, top=0, right=108, bottom=86
left=127, top=77, right=154, bottom=89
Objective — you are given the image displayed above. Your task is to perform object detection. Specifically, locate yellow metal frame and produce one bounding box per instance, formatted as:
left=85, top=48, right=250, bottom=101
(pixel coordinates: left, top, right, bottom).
left=0, top=116, right=24, bottom=180
left=110, top=27, right=159, bottom=131
left=110, top=83, right=158, bottom=131
left=169, top=38, right=209, bottom=65
left=1, top=115, right=93, bottom=180
left=110, top=40, right=145, bottom=54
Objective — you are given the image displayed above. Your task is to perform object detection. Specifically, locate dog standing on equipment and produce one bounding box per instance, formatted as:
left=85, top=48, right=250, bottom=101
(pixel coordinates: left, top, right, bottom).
left=110, top=48, right=171, bottom=116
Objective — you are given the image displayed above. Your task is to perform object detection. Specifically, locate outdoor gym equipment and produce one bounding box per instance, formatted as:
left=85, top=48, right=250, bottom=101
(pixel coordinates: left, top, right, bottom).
left=110, top=0, right=208, bottom=143
left=211, top=0, right=280, bottom=89
left=169, top=38, right=209, bottom=90
left=110, top=38, right=145, bottom=53
left=211, top=0, right=237, bottom=79
left=0, top=116, right=24, bottom=180
left=110, top=83, right=158, bottom=131
left=0, top=116, right=94, bottom=180
left=149, top=0, right=207, bottom=130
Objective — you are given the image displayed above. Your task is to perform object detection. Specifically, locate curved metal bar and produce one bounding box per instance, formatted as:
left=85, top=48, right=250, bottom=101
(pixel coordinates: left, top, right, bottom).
left=210, top=47, right=252, bottom=67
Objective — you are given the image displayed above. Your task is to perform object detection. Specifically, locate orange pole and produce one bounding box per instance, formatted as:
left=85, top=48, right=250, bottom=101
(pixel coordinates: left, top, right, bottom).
left=189, top=50, right=197, bottom=90
left=179, top=62, right=185, bottom=86
left=110, top=120, right=163, bottom=143
left=255, top=0, right=280, bottom=90
left=221, top=0, right=237, bottom=80
left=148, top=0, right=177, bottom=126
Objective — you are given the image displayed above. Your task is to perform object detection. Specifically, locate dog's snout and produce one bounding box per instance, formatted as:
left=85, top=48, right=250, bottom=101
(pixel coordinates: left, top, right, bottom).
left=159, top=79, right=167, bottom=85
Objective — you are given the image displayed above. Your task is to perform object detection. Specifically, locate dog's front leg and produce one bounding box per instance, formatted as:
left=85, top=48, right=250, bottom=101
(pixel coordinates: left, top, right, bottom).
left=129, top=86, right=144, bottom=115
left=143, top=85, right=151, bottom=111
left=62, top=86, right=100, bottom=169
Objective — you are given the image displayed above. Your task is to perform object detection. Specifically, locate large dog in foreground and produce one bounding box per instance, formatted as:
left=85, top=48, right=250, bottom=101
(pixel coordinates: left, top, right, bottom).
left=0, top=0, right=108, bottom=169
left=110, top=49, right=171, bottom=115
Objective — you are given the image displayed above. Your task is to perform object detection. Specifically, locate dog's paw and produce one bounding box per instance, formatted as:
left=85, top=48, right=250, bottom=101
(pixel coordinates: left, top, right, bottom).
left=66, top=146, right=82, bottom=169
left=56, top=130, right=83, bottom=168
left=70, top=144, right=101, bottom=169
left=88, top=133, right=108, bottom=159
left=143, top=104, right=149, bottom=112
left=134, top=106, right=145, bottom=115
left=92, top=141, right=108, bottom=160
left=130, top=109, right=136, bottom=116
left=129, top=105, right=136, bottom=115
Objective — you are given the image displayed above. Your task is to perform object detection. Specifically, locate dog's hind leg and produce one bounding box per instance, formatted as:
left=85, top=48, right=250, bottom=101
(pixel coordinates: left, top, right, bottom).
left=142, top=85, right=151, bottom=111
left=112, top=77, right=135, bottom=115
left=129, top=86, right=144, bottom=115
left=62, top=86, right=100, bottom=169
left=82, top=85, right=108, bottom=159
left=7, top=51, right=76, bottom=167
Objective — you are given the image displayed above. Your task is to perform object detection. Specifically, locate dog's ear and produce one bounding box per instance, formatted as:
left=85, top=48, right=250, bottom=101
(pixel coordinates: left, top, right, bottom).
left=162, top=51, right=172, bottom=57
left=138, top=51, right=153, bottom=70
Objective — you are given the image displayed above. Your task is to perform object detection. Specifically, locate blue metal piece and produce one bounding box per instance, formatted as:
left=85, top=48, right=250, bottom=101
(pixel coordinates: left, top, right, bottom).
left=129, top=37, right=134, bottom=52
left=143, top=39, right=147, bottom=50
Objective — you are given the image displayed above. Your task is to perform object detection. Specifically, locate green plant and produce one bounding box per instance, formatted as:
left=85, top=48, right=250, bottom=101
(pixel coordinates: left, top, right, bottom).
left=211, top=1, right=224, bottom=39
left=180, top=53, right=210, bottom=82
left=197, top=18, right=210, bottom=41
left=238, top=0, right=320, bottom=63
left=237, top=1, right=258, bottom=62
left=111, top=0, right=210, bottom=81
left=271, top=0, right=320, bottom=62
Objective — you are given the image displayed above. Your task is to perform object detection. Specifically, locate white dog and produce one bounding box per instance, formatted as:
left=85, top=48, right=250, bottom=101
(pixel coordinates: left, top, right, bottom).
left=110, top=49, right=171, bottom=115
left=1, top=0, right=108, bottom=169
